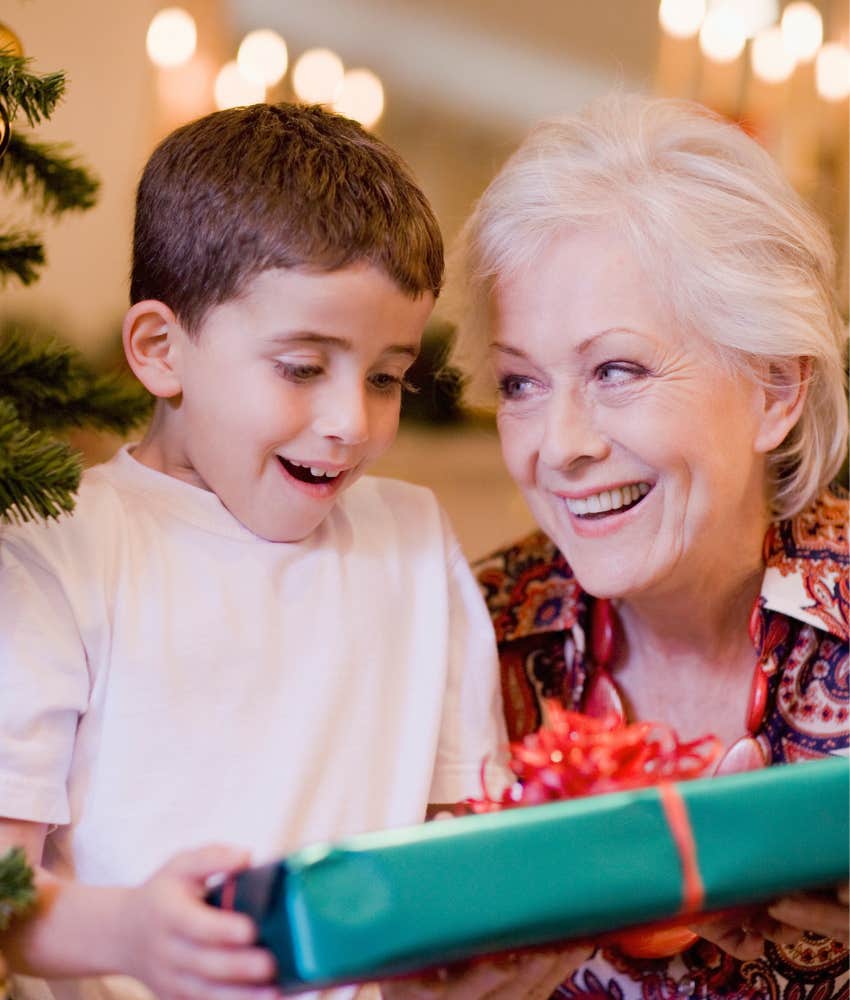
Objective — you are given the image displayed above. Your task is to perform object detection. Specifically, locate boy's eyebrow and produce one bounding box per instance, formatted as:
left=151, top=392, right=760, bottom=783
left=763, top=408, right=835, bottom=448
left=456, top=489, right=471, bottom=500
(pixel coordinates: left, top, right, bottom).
left=268, top=333, right=418, bottom=358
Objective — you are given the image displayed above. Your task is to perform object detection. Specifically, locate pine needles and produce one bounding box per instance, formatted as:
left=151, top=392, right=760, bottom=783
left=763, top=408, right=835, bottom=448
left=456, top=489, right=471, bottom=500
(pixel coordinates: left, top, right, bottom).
left=0, top=847, right=35, bottom=931
left=0, top=49, right=151, bottom=525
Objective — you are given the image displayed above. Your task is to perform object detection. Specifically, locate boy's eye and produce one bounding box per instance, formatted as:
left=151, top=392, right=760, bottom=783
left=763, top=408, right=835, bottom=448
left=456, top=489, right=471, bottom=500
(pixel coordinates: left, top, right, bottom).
left=274, top=361, right=323, bottom=382
left=369, top=372, right=414, bottom=393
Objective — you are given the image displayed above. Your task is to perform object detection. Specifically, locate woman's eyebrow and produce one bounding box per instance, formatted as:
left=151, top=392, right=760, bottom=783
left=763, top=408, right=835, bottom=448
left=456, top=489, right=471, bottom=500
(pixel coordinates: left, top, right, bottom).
left=576, top=327, right=649, bottom=353
left=489, top=342, right=528, bottom=357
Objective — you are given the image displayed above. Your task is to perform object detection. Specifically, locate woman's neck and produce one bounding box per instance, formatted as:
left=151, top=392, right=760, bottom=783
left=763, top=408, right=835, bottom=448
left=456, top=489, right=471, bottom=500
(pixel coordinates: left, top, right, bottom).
left=616, top=500, right=769, bottom=660
left=608, top=517, right=768, bottom=744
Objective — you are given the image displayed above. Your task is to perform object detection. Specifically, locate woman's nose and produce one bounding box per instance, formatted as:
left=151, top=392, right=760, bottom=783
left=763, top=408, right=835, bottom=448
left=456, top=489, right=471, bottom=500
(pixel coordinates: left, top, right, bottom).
left=314, top=385, right=370, bottom=445
left=539, top=385, right=610, bottom=470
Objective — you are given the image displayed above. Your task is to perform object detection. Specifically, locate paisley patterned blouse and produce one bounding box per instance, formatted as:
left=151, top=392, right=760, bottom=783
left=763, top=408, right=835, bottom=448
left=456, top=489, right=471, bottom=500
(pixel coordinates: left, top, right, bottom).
left=475, top=486, right=849, bottom=1000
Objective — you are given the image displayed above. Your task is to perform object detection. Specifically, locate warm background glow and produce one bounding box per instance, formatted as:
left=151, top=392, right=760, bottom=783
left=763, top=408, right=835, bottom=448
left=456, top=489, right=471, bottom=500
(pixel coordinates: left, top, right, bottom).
left=292, top=47, right=345, bottom=104
left=214, top=59, right=265, bottom=109
left=237, top=28, right=288, bottom=86
left=333, top=68, right=385, bottom=128
left=146, top=7, right=197, bottom=68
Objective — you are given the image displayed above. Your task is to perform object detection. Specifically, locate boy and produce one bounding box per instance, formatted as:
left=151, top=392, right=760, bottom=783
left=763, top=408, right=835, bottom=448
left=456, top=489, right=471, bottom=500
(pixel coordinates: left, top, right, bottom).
left=0, top=103, right=508, bottom=1000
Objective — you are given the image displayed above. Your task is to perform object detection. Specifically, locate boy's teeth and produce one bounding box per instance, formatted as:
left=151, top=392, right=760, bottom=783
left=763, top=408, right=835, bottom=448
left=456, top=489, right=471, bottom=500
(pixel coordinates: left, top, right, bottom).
left=285, top=459, right=340, bottom=480
left=565, top=482, right=651, bottom=517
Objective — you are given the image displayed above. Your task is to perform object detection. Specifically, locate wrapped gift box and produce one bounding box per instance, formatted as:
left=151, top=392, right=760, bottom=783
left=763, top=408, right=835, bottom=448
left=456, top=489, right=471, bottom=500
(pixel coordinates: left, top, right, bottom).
left=210, top=757, right=849, bottom=993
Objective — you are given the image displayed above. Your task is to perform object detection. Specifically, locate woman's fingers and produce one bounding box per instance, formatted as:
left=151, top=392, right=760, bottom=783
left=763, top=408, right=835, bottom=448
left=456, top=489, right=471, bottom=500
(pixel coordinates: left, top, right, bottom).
left=691, top=914, right=769, bottom=960
left=767, top=889, right=850, bottom=946
left=383, top=945, right=589, bottom=999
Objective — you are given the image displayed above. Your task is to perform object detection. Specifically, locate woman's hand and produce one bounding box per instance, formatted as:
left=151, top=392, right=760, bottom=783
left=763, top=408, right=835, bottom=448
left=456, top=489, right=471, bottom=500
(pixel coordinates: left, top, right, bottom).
left=118, top=845, right=281, bottom=1000
left=381, top=945, right=590, bottom=1000
left=692, top=884, right=849, bottom=961
left=767, top=884, right=849, bottom=946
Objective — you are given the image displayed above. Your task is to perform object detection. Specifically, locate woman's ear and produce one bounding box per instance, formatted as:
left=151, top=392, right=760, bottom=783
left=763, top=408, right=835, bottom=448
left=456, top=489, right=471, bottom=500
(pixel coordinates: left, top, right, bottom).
left=753, top=357, right=811, bottom=454
left=122, top=300, right=183, bottom=398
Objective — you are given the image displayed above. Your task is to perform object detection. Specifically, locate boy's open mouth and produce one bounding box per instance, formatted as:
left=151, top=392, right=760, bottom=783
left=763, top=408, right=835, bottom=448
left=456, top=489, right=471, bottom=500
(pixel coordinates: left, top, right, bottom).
left=277, top=456, right=344, bottom=485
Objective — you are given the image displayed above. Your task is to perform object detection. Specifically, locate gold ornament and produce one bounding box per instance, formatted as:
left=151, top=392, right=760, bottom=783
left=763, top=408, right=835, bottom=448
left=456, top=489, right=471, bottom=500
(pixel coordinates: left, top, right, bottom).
left=0, top=23, right=23, bottom=58
left=0, top=103, right=9, bottom=160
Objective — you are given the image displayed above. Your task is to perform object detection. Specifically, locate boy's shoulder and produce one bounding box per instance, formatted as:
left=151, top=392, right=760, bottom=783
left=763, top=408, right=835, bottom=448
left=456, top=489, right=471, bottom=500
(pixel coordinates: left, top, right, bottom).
left=0, top=449, right=134, bottom=572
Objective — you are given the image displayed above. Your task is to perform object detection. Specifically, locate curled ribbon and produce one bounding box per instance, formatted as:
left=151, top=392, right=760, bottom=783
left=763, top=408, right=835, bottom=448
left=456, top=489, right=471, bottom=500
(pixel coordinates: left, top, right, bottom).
left=466, top=700, right=721, bottom=957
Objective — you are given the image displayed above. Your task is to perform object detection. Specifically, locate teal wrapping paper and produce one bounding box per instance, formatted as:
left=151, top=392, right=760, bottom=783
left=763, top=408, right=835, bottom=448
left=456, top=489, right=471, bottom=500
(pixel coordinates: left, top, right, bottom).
left=212, top=757, right=849, bottom=993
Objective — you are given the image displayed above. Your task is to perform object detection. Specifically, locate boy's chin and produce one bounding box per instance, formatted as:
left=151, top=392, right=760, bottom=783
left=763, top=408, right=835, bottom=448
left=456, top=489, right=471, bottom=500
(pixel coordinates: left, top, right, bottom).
left=248, top=519, right=323, bottom=543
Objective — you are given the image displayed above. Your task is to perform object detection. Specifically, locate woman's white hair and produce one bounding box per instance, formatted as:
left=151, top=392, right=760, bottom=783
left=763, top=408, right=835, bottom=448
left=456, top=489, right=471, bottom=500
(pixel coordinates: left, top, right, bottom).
left=450, top=92, right=848, bottom=520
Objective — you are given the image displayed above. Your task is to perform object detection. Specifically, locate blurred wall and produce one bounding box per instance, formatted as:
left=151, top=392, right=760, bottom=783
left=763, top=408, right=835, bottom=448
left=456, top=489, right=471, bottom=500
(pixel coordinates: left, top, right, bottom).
left=2, top=0, right=846, bottom=352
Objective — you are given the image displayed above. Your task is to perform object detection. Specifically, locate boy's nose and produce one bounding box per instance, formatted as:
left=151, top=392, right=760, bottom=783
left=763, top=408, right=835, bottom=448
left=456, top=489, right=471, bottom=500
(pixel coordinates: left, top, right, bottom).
left=315, top=388, right=370, bottom=445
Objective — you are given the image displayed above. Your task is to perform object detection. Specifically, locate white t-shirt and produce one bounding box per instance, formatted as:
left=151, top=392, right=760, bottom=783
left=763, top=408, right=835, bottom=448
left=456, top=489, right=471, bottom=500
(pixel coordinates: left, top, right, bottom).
left=0, top=447, right=508, bottom=1000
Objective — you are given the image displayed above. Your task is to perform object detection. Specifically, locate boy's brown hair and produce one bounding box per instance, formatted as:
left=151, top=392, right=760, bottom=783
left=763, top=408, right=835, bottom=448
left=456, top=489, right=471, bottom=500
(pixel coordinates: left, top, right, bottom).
left=130, top=103, right=444, bottom=334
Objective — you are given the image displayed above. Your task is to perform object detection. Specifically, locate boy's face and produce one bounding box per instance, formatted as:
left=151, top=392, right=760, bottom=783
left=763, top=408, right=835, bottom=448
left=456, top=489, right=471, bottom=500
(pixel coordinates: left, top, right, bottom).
left=155, top=264, right=434, bottom=541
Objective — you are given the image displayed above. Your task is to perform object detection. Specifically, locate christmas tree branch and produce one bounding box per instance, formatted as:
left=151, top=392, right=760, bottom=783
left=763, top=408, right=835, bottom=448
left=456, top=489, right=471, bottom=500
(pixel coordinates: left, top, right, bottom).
left=0, top=847, right=35, bottom=931
left=0, top=329, right=154, bottom=433
left=0, top=54, right=64, bottom=127
left=0, top=399, right=82, bottom=523
left=2, top=132, right=99, bottom=214
left=0, top=230, right=44, bottom=285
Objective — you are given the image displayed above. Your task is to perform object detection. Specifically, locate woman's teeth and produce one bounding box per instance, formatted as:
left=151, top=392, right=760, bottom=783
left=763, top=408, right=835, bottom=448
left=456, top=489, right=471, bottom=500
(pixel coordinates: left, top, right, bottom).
left=565, top=482, right=650, bottom=517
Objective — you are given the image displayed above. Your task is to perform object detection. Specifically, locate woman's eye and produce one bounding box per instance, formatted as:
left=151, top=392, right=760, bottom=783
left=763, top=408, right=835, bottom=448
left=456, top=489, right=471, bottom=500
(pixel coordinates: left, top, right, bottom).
left=497, top=374, right=535, bottom=399
left=274, top=361, right=323, bottom=382
left=596, top=362, right=646, bottom=385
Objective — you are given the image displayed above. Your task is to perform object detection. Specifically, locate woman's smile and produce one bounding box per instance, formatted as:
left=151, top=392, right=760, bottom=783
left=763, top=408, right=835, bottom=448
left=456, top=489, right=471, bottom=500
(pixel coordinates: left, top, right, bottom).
left=557, top=481, right=652, bottom=517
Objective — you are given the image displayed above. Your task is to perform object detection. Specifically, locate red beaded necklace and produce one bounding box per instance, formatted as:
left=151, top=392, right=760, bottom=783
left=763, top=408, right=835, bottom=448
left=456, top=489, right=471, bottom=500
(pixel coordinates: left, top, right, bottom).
left=585, top=597, right=769, bottom=774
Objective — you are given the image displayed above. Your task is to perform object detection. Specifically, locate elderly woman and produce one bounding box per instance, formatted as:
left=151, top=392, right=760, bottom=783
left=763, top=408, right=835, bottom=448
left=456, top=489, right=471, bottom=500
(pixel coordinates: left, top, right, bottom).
left=448, top=94, right=848, bottom=998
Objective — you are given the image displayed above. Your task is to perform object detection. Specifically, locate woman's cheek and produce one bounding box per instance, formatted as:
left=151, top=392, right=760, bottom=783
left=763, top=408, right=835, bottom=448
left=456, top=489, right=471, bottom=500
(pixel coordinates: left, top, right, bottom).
left=498, top=411, right=538, bottom=488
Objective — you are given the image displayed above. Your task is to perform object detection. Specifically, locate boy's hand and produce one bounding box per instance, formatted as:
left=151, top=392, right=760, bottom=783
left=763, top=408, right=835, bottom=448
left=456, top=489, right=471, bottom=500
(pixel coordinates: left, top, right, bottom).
left=119, top=845, right=281, bottom=1000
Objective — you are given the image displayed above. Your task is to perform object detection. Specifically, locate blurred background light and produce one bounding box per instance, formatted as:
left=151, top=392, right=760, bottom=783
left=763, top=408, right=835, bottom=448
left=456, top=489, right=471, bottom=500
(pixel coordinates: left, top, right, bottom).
left=146, top=7, right=197, bottom=68
left=659, top=0, right=707, bottom=39
left=815, top=42, right=850, bottom=101
left=751, top=25, right=795, bottom=83
left=237, top=28, right=288, bottom=87
left=214, top=59, right=265, bottom=109
left=731, top=0, right=779, bottom=39
left=780, top=2, right=823, bottom=63
left=333, top=68, right=385, bottom=128
left=292, top=47, right=345, bottom=104
left=699, top=4, right=746, bottom=62
left=0, top=22, right=24, bottom=57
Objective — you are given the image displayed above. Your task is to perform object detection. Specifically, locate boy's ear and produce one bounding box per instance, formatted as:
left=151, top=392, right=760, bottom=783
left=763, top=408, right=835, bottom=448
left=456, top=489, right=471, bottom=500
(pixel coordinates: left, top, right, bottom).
left=122, top=300, right=183, bottom=398
left=753, top=357, right=810, bottom=454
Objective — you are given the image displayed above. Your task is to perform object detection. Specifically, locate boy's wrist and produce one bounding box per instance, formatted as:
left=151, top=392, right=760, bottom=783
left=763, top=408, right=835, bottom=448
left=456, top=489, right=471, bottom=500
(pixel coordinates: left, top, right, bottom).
left=93, top=884, right=137, bottom=978
left=36, top=878, right=136, bottom=979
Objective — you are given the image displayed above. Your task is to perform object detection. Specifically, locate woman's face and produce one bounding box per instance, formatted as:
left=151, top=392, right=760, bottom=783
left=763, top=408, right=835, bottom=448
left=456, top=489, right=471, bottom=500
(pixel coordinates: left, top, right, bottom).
left=490, top=227, right=772, bottom=601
